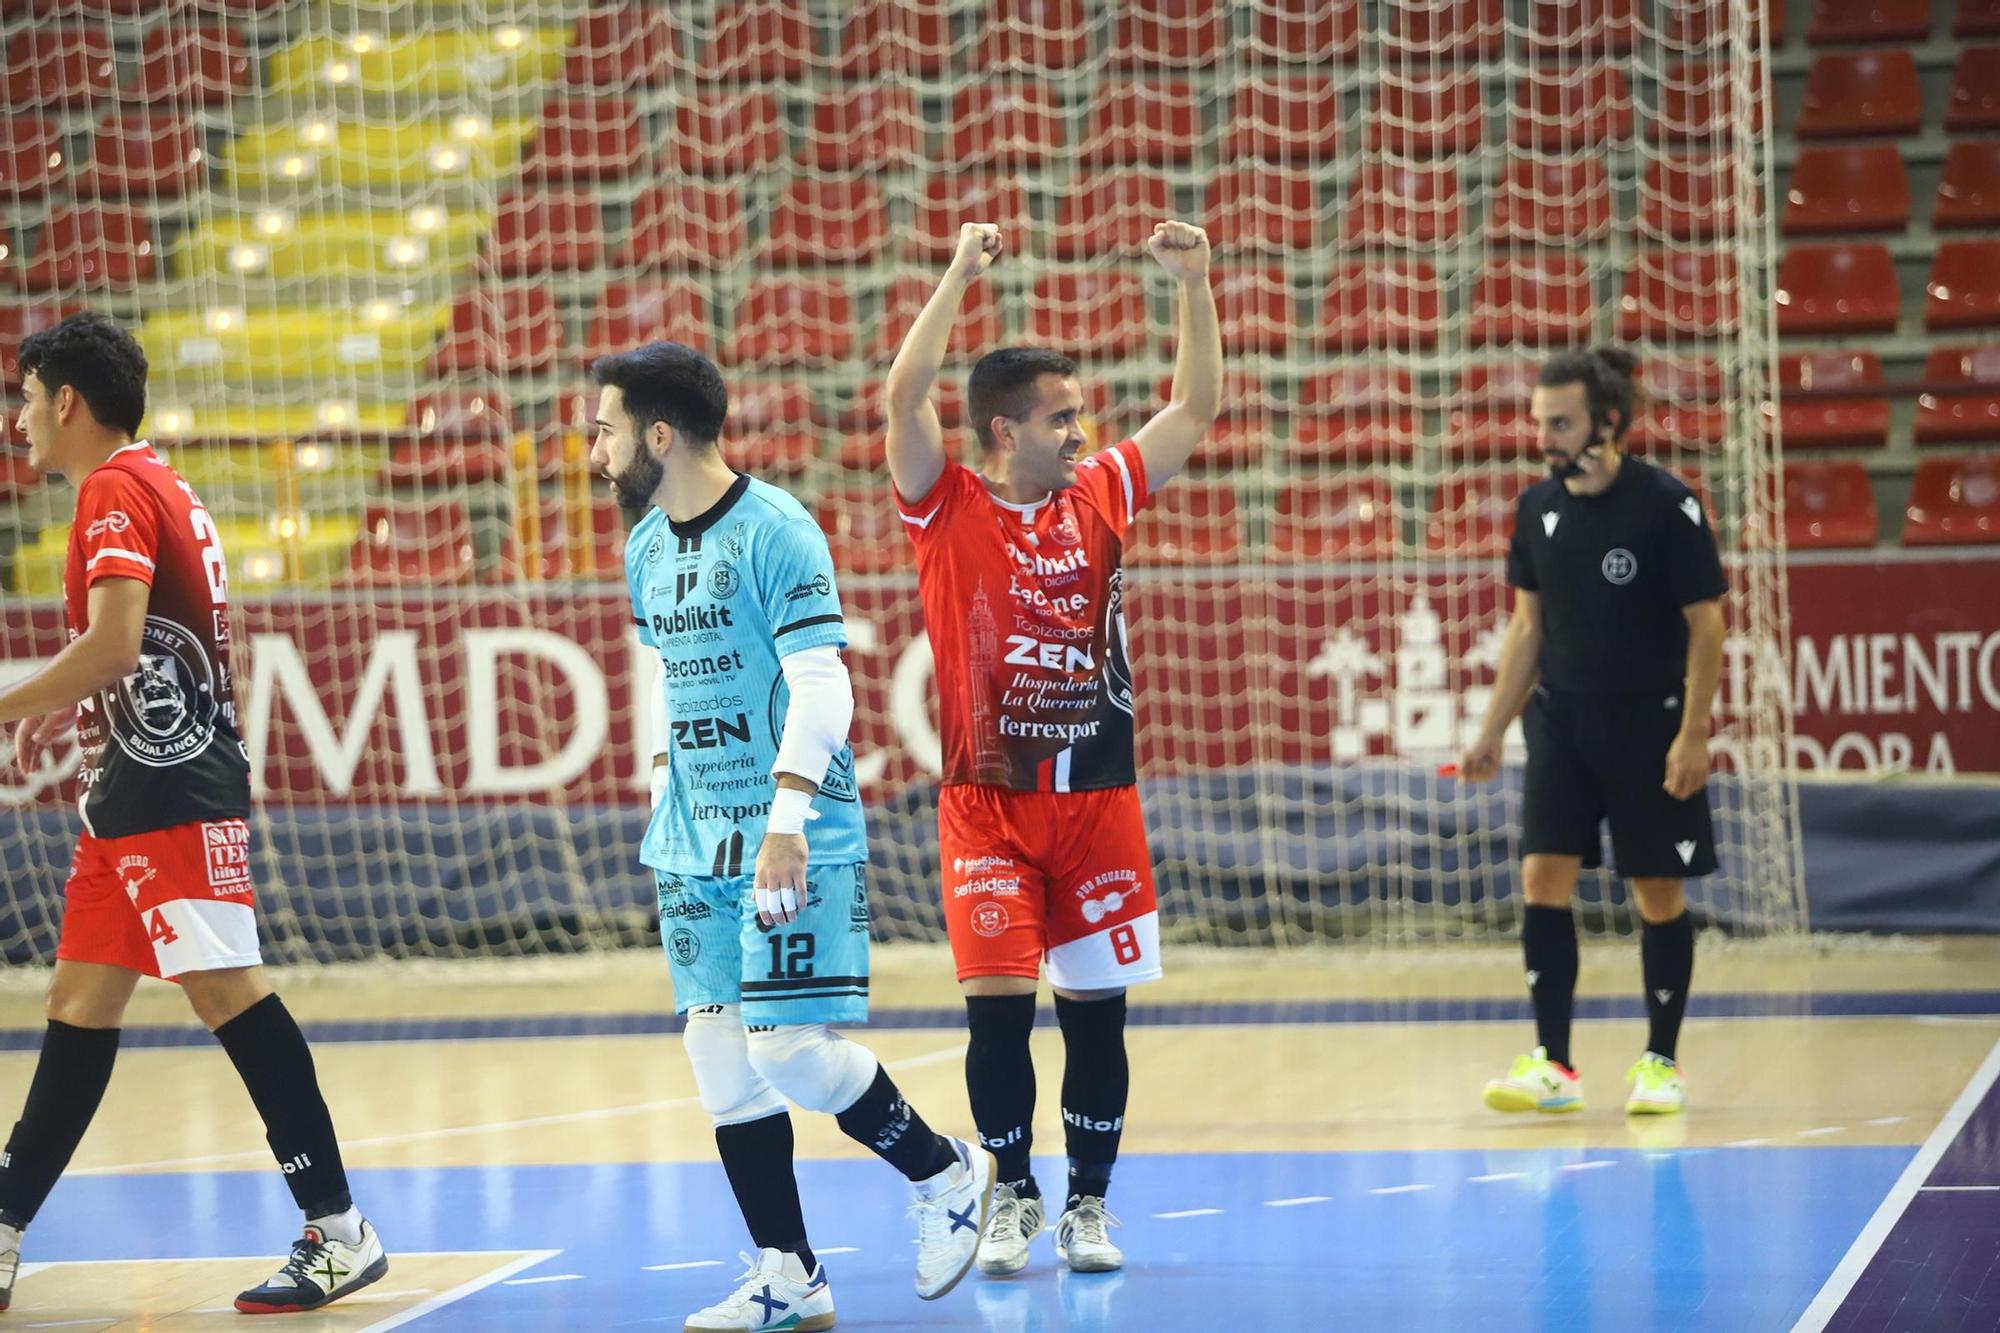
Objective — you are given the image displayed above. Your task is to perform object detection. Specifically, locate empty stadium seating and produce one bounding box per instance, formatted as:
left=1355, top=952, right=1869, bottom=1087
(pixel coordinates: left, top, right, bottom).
left=1028, top=273, right=1149, bottom=360
left=1935, top=142, right=2000, bottom=229
left=1319, top=262, right=1445, bottom=351
left=1272, top=479, right=1399, bottom=560
left=1223, top=78, right=1340, bottom=163
left=4, top=26, right=118, bottom=110
left=1783, top=147, right=1911, bottom=235
left=763, top=178, right=889, bottom=266
left=1643, top=155, right=1748, bottom=241
left=1289, top=367, right=1420, bottom=462
left=907, top=175, right=1033, bottom=260
left=0, top=119, right=67, bottom=201
left=1427, top=473, right=1540, bottom=556
left=671, top=92, right=786, bottom=176
left=1777, top=352, right=1891, bottom=449
left=1205, top=167, right=1323, bottom=254
left=344, top=500, right=477, bottom=586
left=950, top=85, right=1066, bottom=167
left=1903, top=454, right=2000, bottom=545
left=1797, top=51, right=1922, bottom=137
left=724, top=279, right=856, bottom=367
left=808, top=86, right=922, bottom=171
left=1126, top=482, right=1243, bottom=565
left=1916, top=346, right=2000, bottom=443
left=1082, top=80, right=1203, bottom=166
left=1945, top=48, right=2000, bottom=133
left=73, top=115, right=206, bottom=200
left=702, top=1, right=814, bottom=83
left=1927, top=242, right=2000, bottom=330
left=1052, top=171, right=1176, bottom=260
left=130, top=23, right=250, bottom=105
left=1114, top=0, right=1230, bottom=68
left=1489, top=159, right=1612, bottom=244
left=1807, top=0, right=1931, bottom=42
left=585, top=280, right=713, bottom=363
left=1343, top=164, right=1465, bottom=247
left=1783, top=461, right=1881, bottom=549
left=818, top=487, right=909, bottom=576
left=867, top=275, right=1003, bottom=363
left=523, top=96, right=644, bottom=183
left=1617, top=251, right=1740, bottom=339
left=1776, top=244, right=1902, bottom=335
left=21, top=204, right=155, bottom=292
left=835, top=0, right=953, bottom=78
left=1467, top=256, right=1593, bottom=348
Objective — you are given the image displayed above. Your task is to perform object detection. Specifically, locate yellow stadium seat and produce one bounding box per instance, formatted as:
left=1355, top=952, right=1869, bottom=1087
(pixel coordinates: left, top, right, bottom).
left=264, top=28, right=568, bottom=97
left=143, top=403, right=407, bottom=446
left=175, top=208, right=490, bottom=284
left=223, top=118, right=536, bottom=191
left=14, top=513, right=363, bottom=596
left=155, top=440, right=390, bottom=496
left=139, top=304, right=450, bottom=383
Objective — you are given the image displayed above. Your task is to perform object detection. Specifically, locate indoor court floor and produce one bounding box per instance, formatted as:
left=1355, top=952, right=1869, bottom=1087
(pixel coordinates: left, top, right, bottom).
left=0, top=940, right=1995, bottom=1331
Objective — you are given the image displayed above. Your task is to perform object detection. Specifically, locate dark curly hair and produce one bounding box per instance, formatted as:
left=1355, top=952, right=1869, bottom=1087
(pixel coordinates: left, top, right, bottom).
left=18, top=311, right=148, bottom=438
left=590, top=340, right=728, bottom=449
left=1538, top=346, right=1641, bottom=442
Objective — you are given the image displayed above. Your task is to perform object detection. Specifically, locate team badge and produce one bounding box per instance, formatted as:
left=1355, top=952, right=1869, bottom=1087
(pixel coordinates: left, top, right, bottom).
left=970, top=902, right=1009, bottom=938
left=669, top=927, right=701, bottom=965
left=708, top=561, right=739, bottom=599
left=1601, top=548, right=1637, bottom=585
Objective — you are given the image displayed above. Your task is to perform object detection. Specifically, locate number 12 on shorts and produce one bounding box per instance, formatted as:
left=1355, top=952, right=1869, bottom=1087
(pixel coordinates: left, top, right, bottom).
left=767, top=932, right=815, bottom=979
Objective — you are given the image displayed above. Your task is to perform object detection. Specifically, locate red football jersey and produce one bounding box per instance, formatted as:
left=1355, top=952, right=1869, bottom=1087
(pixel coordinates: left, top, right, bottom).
left=897, top=439, right=1150, bottom=792
left=63, top=442, right=249, bottom=837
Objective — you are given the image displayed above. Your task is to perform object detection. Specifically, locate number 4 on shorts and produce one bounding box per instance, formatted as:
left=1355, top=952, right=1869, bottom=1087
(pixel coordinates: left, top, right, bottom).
left=147, top=910, right=179, bottom=946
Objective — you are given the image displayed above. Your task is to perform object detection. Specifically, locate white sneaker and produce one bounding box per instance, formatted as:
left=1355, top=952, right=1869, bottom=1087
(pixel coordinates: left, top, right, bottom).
left=1626, top=1052, right=1687, bottom=1115
left=976, top=1183, right=1046, bottom=1278
left=234, top=1217, right=388, bottom=1313
left=683, top=1248, right=834, bottom=1333
left=1053, top=1197, right=1124, bottom=1273
left=0, top=1220, right=20, bottom=1312
left=909, top=1136, right=995, bottom=1300
left=1483, top=1046, right=1585, bottom=1114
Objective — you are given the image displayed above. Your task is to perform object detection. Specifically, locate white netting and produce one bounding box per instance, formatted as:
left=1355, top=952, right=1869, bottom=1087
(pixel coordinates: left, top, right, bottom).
left=0, top=0, right=1799, bottom=963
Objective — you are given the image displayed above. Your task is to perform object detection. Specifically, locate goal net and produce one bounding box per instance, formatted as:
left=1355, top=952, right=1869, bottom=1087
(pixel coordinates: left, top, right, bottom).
left=0, top=0, right=1800, bottom=964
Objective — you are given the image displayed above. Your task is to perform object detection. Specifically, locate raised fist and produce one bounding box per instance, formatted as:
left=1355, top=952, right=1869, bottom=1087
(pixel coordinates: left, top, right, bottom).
left=1146, top=221, right=1211, bottom=280
left=950, top=222, right=1003, bottom=280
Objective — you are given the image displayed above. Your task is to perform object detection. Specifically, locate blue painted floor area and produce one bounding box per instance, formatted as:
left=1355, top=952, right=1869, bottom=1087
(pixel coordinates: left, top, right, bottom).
left=30, top=1146, right=1908, bottom=1331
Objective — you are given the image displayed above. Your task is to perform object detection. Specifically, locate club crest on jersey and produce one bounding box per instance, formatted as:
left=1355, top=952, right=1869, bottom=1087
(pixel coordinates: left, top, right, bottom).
left=668, top=927, right=701, bottom=965
left=1601, top=548, right=1638, bottom=585
left=115, top=854, right=155, bottom=901
left=708, top=561, right=739, bottom=600
left=112, top=616, right=219, bottom=768
left=1049, top=503, right=1082, bottom=547
left=970, top=902, right=1010, bottom=938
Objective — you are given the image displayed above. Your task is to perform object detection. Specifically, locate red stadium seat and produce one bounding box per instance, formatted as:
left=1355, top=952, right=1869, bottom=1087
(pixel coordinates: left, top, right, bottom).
left=1319, top=261, right=1445, bottom=351
left=619, top=182, right=746, bottom=270
left=490, top=194, right=603, bottom=276
left=1528, top=0, right=1638, bottom=53
left=907, top=176, right=1032, bottom=260
left=978, top=0, right=1099, bottom=71
left=381, top=434, right=512, bottom=489
left=809, top=85, right=921, bottom=171
left=73, top=115, right=205, bottom=200
left=868, top=273, right=1003, bottom=363
left=1956, top=0, right=2000, bottom=35
left=20, top=203, right=154, bottom=292
left=1113, top=0, right=1228, bottom=68
left=523, top=96, right=644, bottom=184
left=1209, top=267, right=1294, bottom=357
left=1777, top=352, right=1889, bottom=449
left=1467, top=255, right=1593, bottom=347
left=1627, top=401, right=1730, bottom=453
left=1427, top=473, right=1540, bottom=556
left=1807, top=0, right=1929, bottom=43
left=1947, top=49, right=2000, bottom=132
left=724, top=278, right=855, bottom=367
left=4, top=26, right=116, bottom=110
left=1028, top=272, right=1148, bottom=360
left=1916, top=345, right=2000, bottom=443
left=1782, top=461, right=1879, bottom=548
left=1782, top=146, right=1910, bottom=235
left=1052, top=170, right=1175, bottom=260
left=1903, top=454, right=2000, bottom=546
left=836, top=0, right=953, bottom=78
left=1510, top=68, right=1635, bottom=150
left=585, top=279, right=713, bottom=363
left=1272, top=479, right=1399, bottom=560
left=1642, top=155, right=1746, bottom=240
left=0, top=119, right=67, bottom=201
left=1616, top=251, right=1740, bottom=339
left=130, top=24, right=249, bottom=106
left=190, top=0, right=292, bottom=16
left=1445, top=360, right=1541, bottom=460
left=1490, top=159, right=1612, bottom=243
left=949, top=85, right=1066, bottom=167
left=1776, top=243, right=1901, bottom=335
left=1082, top=80, right=1202, bottom=165
left=432, top=286, right=564, bottom=376
left=1342, top=164, right=1465, bottom=247
left=1146, top=369, right=1267, bottom=469
left=1655, top=60, right=1767, bottom=143
left=1290, top=367, right=1419, bottom=461
left=818, top=487, right=909, bottom=576
left=563, top=6, right=681, bottom=89
left=1644, top=355, right=1727, bottom=405
left=701, top=1, right=814, bottom=83
left=1936, top=142, right=2000, bottom=229
left=1664, top=0, right=1785, bottom=46
left=1369, top=72, right=1484, bottom=156
left=842, top=379, right=968, bottom=434
left=1927, top=241, right=2000, bottom=330
left=1204, top=167, right=1322, bottom=254
left=345, top=501, right=477, bottom=586
left=0, top=301, right=81, bottom=386
left=1248, top=0, right=1361, bottom=64
left=1798, top=52, right=1922, bottom=137
left=671, top=92, right=785, bottom=176
left=724, top=381, right=819, bottom=475
left=1386, top=0, right=1505, bottom=58
left=763, top=178, right=888, bottom=266
left=1222, top=78, right=1340, bottom=163
left=1127, top=482, right=1242, bottom=566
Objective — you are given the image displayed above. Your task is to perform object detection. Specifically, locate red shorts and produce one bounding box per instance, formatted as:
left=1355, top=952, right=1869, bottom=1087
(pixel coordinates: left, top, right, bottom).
left=938, top=785, right=1163, bottom=990
left=56, top=818, right=261, bottom=981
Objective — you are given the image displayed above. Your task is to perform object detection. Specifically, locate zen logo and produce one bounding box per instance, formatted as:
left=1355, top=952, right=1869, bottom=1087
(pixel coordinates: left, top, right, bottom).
left=673, top=713, right=752, bottom=750
left=1003, top=634, right=1095, bottom=672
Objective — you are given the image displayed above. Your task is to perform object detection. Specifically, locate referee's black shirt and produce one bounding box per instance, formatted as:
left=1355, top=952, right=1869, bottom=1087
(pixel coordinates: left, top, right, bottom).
left=1505, top=456, right=1728, bottom=695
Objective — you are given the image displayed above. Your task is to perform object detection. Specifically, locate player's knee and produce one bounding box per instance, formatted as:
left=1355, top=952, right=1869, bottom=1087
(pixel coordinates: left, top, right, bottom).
left=682, top=1004, right=786, bottom=1127
left=745, top=1023, right=877, bottom=1115
left=1631, top=879, right=1686, bottom=922
left=1521, top=856, right=1580, bottom=905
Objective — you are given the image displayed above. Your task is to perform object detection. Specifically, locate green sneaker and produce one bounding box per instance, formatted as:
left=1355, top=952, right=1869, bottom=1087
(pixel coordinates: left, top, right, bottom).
left=1483, top=1046, right=1584, bottom=1113
left=1625, top=1052, right=1686, bottom=1115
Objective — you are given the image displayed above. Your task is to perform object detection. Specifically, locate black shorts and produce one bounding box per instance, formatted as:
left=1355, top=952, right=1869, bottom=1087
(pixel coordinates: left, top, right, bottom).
left=1520, top=684, right=1718, bottom=879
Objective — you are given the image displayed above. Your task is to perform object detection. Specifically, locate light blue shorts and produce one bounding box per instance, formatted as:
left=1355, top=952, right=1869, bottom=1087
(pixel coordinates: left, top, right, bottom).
left=655, top=864, right=871, bottom=1025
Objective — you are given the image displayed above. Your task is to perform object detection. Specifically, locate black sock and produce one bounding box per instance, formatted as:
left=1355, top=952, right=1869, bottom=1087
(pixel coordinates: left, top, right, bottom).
left=1642, top=912, right=1696, bottom=1062
left=1522, top=905, right=1580, bottom=1070
left=211, top=994, right=351, bottom=1217
left=1055, top=993, right=1127, bottom=1206
left=715, top=1112, right=815, bottom=1273
left=0, top=1021, right=120, bottom=1227
left=965, top=993, right=1038, bottom=1194
left=834, top=1065, right=957, bottom=1182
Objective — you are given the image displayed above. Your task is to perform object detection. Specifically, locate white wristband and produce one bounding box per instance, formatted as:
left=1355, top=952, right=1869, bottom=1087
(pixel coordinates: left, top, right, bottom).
left=767, top=785, right=817, bottom=836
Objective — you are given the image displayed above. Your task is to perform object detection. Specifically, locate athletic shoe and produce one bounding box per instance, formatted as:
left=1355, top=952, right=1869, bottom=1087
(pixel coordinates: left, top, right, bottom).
left=683, top=1248, right=834, bottom=1333
left=976, top=1183, right=1045, bottom=1278
left=909, top=1136, right=995, bottom=1300
left=1483, top=1046, right=1584, bottom=1114
left=234, top=1217, right=388, bottom=1313
left=1625, top=1052, right=1687, bottom=1115
left=1053, top=1197, right=1123, bottom=1273
left=0, top=1220, right=20, bottom=1312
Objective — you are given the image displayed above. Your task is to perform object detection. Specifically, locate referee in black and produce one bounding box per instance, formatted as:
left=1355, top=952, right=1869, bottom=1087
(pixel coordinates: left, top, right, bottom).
left=1456, top=346, right=1726, bottom=1117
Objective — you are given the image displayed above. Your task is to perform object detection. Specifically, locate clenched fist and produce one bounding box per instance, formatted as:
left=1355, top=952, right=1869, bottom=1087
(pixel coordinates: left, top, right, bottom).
left=1147, top=221, right=1211, bottom=280
left=949, top=222, right=1003, bottom=281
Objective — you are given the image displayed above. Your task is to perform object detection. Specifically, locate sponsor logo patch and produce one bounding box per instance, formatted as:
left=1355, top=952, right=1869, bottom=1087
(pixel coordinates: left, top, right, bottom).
left=203, top=820, right=251, bottom=893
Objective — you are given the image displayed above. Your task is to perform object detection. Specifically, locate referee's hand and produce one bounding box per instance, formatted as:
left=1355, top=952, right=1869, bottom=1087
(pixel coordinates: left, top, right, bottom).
left=1456, top=734, right=1503, bottom=785
left=1664, top=731, right=1710, bottom=800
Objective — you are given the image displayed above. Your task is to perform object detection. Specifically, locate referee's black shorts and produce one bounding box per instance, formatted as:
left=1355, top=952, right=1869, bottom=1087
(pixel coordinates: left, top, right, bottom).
left=1520, top=683, right=1718, bottom=879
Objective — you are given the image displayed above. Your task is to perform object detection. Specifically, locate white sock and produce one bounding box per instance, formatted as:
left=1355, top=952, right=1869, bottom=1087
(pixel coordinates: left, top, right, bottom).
left=308, top=1205, right=363, bottom=1245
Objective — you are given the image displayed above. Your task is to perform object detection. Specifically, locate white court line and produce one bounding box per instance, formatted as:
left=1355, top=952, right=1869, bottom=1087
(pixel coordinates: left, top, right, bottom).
left=1791, top=1035, right=2000, bottom=1333
left=502, top=1274, right=581, bottom=1285
left=22, top=1320, right=116, bottom=1329
left=1263, top=1196, right=1330, bottom=1207
left=1725, top=1138, right=1774, bottom=1148
left=361, top=1250, right=564, bottom=1332
left=1797, top=1126, right=1847, bottom=1138
left=1561, top=1160, right=1616, bottom=1172
left=73, top=1045, right=967, bottom=1175
left=817, top=1246, right=861, bottom=1254
left=1467, top=1172, right=1524, bottom=1183
left=644, top=1259, right=723, bottom=1271
left=1918, top=1184, right=2000, bottom=1192
left=1367, top=1184, right=1432, bottom=1196
left=1152, top=1208, right=1222, bottom=1219
left=1866, top=1116, right=1912, bottom=1127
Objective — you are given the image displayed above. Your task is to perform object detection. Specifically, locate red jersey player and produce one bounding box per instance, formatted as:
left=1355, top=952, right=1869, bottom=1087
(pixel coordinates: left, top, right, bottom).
left=0, top=314, right=385, bottom=1313
left=883, top=222, right=1221, bottom=1278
